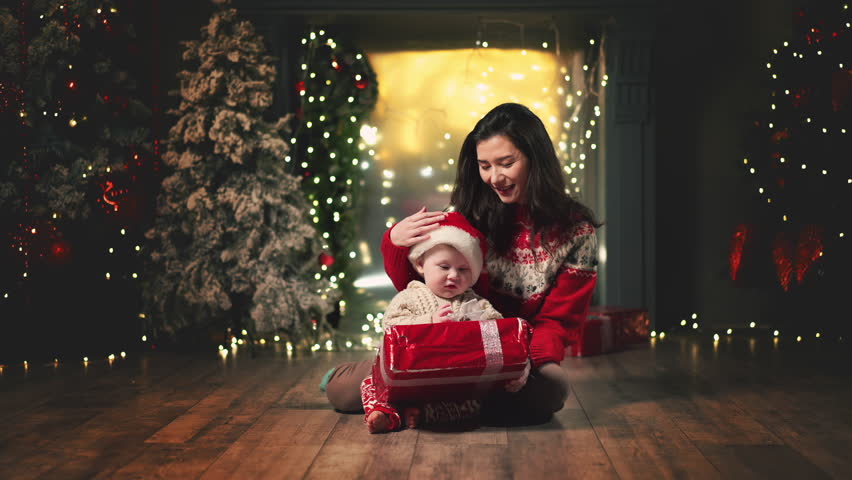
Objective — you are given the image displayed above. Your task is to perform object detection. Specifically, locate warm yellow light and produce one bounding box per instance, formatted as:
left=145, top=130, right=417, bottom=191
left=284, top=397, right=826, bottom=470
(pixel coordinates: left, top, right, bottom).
left=367, top=49, right=564, bottom=159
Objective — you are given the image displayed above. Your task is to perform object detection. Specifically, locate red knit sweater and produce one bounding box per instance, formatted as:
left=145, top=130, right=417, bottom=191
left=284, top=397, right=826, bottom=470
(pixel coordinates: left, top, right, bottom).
left=381, top=208, right=598, bottom=367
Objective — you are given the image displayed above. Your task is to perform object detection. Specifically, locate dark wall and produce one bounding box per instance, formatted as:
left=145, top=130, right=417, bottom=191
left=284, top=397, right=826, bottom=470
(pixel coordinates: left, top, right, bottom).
left=145, top=0, right=798, bottom=333
left=654, top=0, right=792, bottom=330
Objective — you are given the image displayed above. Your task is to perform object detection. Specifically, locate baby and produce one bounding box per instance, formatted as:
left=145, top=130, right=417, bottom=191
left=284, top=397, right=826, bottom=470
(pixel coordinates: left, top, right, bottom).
left=360, top=211, right=525, bottom=433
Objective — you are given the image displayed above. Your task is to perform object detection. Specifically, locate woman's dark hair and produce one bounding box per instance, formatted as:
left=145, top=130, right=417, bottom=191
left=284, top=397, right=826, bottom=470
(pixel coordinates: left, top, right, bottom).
left=450, top=102, right=602, bottom=256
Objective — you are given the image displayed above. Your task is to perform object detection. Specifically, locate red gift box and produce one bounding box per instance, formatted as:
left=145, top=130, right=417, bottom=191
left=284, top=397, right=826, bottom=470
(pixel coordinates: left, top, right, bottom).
left=568, top=306, right=651, bottom=357
left=374, top=317, right=532, bottom=404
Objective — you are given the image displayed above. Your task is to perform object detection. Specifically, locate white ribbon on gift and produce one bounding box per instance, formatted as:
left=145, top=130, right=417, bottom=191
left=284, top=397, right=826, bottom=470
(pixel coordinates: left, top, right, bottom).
left=479, top=318, right=504, bottom=376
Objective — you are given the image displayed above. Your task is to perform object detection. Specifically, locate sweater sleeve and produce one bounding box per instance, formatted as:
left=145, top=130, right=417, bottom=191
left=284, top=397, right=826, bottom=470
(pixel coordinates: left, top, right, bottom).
left=382, top=289, right=435, bottom=327
left=381, top=225, right=420, bottom=292
left=528, top=227, right=598, bottom=367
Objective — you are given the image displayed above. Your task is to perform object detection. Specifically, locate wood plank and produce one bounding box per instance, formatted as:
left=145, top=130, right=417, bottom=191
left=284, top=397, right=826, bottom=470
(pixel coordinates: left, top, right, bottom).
left=0, top=354, right=223, bottom=479
left=407, top=444, right=512, bottom=480
left=303, top=411, right=418, bottom=480
left=94, top=443, right=226, bottom=480
left=2, top=337, right=852, bottom=479
left=508, top=381, right=619, bottom=479
left=199, top=408, right=340, bottom=480
left=107, top=355, right=320, bottom=479
left=696, top=340, right=852, bottom=479
left=145, top=354, right=285, bottom=444
left=567, top=350, right=722, bottom=479
left=278, top=350, right=373, bottom=409
left=697, top=444, right=833, bottom=479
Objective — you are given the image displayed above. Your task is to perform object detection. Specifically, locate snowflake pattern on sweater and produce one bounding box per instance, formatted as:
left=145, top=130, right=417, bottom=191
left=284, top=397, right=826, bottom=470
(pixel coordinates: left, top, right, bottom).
left=487, top=217, right=597, bottom=305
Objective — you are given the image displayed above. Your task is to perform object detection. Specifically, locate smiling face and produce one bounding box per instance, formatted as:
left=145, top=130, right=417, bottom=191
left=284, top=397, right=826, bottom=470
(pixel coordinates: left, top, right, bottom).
left=414, top=244, right=475, bottom=299
left=476, top=134, right=530, bottom=205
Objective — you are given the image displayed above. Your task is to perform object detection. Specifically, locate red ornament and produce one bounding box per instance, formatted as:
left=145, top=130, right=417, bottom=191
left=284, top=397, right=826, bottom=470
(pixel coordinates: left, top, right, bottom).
left=805, top=26, right=824, bottom=45
left=354, top=78, right=368, bottom=90
left=772, top=232, right=794, bottom=292
left=331, top=56, right=343, bottom=72
left=729, top=224, right=751, bottom=281
left=50, top=239, right=72, bottom=263
left=794, top=225, right=823, bottom=284
left=296, top=81, right=306, bottom=94
left=98, top=180, right=128, bottom=213
left=771, top=129, right=791, bottom=143
left=791, top=87, right=811, bottom=108
left=319, top=252, right=335, bottom=267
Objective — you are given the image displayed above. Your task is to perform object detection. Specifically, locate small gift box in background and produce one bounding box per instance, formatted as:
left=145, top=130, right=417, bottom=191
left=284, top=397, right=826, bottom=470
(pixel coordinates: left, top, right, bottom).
left=374, top=317, right=532, bottom=404
left=567, top=306, right=651, bottom=357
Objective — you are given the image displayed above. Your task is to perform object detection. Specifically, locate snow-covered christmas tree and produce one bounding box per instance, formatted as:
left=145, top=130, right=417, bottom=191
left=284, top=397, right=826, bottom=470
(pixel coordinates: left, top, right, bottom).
left=143, top=0, right=334, bottom=348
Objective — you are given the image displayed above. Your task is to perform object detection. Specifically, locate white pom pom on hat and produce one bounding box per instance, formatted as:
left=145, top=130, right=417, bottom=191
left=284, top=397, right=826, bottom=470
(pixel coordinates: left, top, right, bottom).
left=407, top=211, right=487, bottom=280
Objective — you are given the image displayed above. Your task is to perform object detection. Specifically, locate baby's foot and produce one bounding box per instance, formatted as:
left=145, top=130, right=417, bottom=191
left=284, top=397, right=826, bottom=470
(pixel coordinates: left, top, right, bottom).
left=366, top=411, right=392, bottom=433
left=403, top=407, right=422, bottom=429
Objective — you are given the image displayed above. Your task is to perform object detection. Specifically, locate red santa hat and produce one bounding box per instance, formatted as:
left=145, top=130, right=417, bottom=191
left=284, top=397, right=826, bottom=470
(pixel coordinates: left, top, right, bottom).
left=408, top=211, right=487, bottom=280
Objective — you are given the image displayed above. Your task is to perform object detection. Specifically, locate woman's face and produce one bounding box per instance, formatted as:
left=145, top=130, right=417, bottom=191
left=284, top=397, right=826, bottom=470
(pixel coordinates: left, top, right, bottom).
left=476, top=134, right=529, bottom=204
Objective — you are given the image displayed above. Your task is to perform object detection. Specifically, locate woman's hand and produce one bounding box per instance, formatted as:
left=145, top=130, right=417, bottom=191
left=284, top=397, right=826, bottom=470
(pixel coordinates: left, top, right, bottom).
left=389, top=206, right=447, bottom=247
left=432, top=304, right=454, bottom=323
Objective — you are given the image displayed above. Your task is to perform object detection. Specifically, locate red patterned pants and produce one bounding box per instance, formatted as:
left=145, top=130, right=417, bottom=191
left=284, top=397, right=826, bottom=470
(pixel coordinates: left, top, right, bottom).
left=360, top=374, right=402, bottom=430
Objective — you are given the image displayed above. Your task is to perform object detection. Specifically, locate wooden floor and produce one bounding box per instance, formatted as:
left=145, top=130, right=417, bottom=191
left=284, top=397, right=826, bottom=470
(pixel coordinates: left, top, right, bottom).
left=2, top=334, right=851, bottom=479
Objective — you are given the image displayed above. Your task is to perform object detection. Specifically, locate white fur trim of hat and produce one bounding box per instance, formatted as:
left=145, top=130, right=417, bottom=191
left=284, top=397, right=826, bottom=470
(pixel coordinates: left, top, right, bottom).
left=407, top=212, right=485, bottom=280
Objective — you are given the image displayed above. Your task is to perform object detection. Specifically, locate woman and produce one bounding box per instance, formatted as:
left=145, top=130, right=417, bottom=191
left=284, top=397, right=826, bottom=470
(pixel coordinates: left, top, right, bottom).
left=323, top=102, right=601, bottom=425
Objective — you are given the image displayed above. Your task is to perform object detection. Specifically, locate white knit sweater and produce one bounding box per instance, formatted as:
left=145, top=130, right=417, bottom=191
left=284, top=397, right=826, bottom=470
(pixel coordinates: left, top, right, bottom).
left=382, top=280, right=503, bottom=327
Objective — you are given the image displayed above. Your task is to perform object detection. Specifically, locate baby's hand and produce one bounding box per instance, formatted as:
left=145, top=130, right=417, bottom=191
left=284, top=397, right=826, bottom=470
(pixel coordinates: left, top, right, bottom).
left=432, top=304, right=453, bottom=323
left=505, top=359, right=531, bottom=393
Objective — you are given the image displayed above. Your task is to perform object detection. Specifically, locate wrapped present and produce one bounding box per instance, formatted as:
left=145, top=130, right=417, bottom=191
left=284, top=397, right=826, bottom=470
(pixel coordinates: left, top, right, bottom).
left=568, top=306, right=651, bottom=357
left=374, top=317, right=532, bottom=404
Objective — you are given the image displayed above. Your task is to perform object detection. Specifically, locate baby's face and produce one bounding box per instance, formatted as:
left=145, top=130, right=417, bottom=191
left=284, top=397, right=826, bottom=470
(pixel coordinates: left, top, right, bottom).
left=415, top=244, right=475, bottom=299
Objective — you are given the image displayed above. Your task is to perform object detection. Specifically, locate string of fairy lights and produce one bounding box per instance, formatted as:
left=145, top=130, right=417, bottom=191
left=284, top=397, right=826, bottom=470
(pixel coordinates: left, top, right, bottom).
left=8, top=9, right=850, bottom=374
left=342, top=28, right=607, bottom=350
left=1, top=1, right=156, bottom=371
left=651, top=310, right=844, bottom=347
left=741, top=4, right=850, bottom=230
left=723, top=1, right=850, bottom=342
